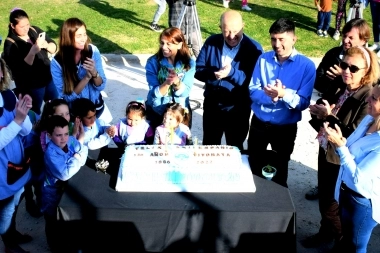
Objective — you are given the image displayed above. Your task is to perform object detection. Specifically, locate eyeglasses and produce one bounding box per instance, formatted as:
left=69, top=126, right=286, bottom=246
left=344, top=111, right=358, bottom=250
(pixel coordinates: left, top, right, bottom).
left=340, top=61, right=366, bottom=73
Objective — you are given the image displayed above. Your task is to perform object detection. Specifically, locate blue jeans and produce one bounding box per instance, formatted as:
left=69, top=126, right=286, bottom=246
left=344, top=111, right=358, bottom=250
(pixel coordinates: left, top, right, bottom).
left=29, top=80, right=59, bottom=115
left=339, top=186, right=378, bottom=253
left=370, top=1, right=380, bottom=43
left=0, top=188, right=23, bottom=235
left=317, top=11, right=332, bottom=31
left=152, top=0, right=166, bottom=24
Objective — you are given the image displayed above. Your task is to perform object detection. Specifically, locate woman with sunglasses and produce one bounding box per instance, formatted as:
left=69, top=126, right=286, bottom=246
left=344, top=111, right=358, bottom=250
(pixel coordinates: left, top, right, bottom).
left=145, top=27, right=195, bottom=130
left=323, top=81, right=380, bottom=252
left=305, top=46, right=379, bottom=249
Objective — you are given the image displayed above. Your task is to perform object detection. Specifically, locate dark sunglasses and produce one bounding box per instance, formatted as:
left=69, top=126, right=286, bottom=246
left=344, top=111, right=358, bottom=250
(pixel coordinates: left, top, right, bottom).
left=340, top=61, right=366, bottom=73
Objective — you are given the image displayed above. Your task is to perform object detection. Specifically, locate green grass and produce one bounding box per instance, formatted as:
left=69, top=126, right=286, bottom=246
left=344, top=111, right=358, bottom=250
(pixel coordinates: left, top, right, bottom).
left=0, top=0, right=374, bottom=57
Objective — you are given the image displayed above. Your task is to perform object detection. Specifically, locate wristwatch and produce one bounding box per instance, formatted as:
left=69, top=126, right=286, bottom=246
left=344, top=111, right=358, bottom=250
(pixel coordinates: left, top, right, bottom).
left=92, top=72, right=99, bottom=79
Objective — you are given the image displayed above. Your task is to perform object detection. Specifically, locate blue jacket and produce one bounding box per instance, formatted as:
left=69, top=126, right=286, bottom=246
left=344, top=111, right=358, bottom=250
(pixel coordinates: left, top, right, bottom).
left=195, top=34, right=263, bottom=109
left=145, top=56, right=196, bottom=116
left=335, top=115, right=380, bottom=223
left=42, top=136, right=87, bottom=216
left=51, top=44, right=107, bottom=107
left=0, top=90, right=32, bottom=200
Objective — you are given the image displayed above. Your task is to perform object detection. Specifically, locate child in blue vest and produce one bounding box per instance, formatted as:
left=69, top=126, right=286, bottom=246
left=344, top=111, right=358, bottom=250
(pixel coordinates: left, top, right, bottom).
left=41, top=115, right=87, bottom=250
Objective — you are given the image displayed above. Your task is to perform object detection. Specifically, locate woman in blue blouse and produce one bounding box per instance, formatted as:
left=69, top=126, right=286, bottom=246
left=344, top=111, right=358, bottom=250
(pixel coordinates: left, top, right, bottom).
left=145, top=27, right=195, bottom=129
left=324, top=83, right=380, bottom=252
left=51, top=18, right=107, bottom=118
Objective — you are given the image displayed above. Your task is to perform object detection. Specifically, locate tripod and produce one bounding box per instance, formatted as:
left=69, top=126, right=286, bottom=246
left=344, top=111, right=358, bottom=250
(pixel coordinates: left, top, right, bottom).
left=346, top=0, right=364, bottom=22
left=176, top=0, right=202, bottom=56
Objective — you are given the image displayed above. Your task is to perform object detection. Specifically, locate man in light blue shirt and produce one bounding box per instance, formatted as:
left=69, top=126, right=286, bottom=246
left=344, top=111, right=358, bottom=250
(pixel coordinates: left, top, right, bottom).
left=248, top=18, right=316, bottom=187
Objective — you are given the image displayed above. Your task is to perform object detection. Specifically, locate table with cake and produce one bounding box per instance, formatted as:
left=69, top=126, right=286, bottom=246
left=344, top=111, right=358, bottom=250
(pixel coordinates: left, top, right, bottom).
left=56, top=145, right=296, bottom=252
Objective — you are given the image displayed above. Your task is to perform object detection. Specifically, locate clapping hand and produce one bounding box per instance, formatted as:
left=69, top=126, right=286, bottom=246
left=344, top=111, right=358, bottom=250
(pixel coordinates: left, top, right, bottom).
left=165, top=68, right=179, bottom=85
left=214, top=64, right=231, bottom=80
left=264, top=79, right=286, bottom=102
left=323, top=122, right=346, bottom=148
left=77, top=120, right=86, bottom=144
left=14, top=94, right=32, bottom=125
left=72, top=117, right=81, bottom=137
left=309, top=99, right=335, bottom=119
left=106, top=125, right=116, bottom=137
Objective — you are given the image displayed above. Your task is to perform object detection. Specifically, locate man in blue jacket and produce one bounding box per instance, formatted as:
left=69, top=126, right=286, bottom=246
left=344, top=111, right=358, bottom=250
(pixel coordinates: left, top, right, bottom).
left=195, top=10, right=263, bottom=151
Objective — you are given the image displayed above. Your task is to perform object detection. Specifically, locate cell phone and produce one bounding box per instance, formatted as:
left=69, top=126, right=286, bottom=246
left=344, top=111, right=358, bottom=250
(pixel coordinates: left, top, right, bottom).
left=38, top=32, right=46, bottom=40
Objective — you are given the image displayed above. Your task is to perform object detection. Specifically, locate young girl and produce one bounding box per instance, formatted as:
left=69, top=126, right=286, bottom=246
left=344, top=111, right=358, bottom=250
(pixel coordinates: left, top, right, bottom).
left=154, top=103, right=191, bottom=145
left=36, top=99, right=75, bottom=152
left=110, top=101, right=154, bottom=148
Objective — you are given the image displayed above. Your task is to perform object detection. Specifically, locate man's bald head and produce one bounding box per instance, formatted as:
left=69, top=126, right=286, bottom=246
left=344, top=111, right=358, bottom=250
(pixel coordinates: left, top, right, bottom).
left=220, top=10, right=244, bottom=47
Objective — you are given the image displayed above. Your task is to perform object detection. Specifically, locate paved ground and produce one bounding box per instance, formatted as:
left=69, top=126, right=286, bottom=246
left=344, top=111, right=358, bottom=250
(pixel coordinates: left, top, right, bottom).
left=1, top=54, right=379, bottom=252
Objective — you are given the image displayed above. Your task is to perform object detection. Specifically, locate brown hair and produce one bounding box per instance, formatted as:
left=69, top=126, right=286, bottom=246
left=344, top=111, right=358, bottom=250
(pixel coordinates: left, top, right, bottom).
left=164, top=103, right=190, bottom=127
left=55, top=18, right=92, bottom=94
left=344, top=47, right=379, bottom=86
left=342, top=19, right=370, bottom=44
left=0, top=59, right=12, bottom=91
left=155, top=27, right=192, bottom=71
left=125, top=101, right=146, bottom=118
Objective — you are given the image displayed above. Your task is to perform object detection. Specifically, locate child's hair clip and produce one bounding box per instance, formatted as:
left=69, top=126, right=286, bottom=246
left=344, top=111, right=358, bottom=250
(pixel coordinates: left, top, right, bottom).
left=184, top=108, right=189, bottom=114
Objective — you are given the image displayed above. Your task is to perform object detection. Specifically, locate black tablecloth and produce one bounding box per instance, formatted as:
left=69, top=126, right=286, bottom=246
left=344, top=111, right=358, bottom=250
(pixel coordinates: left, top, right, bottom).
left=57, top=165, right=296, bottom=253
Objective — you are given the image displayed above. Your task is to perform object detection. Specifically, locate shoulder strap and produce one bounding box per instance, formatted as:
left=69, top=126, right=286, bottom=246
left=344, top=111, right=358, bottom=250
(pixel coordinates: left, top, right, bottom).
left=30, top=26, right=37, bottom=34
left=6, top=37, right=17, bottom=47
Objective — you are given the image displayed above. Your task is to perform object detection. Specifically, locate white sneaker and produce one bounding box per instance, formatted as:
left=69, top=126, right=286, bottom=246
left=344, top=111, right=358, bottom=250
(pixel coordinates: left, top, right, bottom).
left=333, top=31, right=340, bottom=41
left=242, top=5, right=252, bottom=11
left=368, top=43, right=380, bottom=51
left=223, top=0, right=229, bottom=8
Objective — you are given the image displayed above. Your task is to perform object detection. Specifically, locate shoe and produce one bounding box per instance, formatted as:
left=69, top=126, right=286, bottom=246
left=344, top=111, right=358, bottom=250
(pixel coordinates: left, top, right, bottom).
left=150, top=23, right=163, bottom=32
left=223, top=0, right=229, bottom=8
left=333, top=30, right=340, bottom=41
left=368, top=43, right=379, bottom=51
left=25, top=200, right=43, bottom=218
left=305, top=186, right=319, bottom=200
left=242, top=5, right=252, bottom=11
left=301, top=233, right=334, bottom=248
left=317, top=29, right=323, bottom=36
left=5, top=245, right=30, bottom=253
left=323, top=31, right=328, bottom=38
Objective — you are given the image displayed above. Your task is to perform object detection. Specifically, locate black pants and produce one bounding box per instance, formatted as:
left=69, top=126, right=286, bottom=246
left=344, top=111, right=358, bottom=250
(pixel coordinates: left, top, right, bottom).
left=317, top=147, right=342, bottom=240
left=247, top=115, right=297, bottom=187
left=202, top=99, right=251, bottom=151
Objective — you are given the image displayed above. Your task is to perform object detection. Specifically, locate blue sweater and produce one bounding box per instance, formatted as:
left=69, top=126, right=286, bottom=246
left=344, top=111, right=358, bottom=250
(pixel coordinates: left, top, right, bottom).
left=145, top=56, right=196, bottom=116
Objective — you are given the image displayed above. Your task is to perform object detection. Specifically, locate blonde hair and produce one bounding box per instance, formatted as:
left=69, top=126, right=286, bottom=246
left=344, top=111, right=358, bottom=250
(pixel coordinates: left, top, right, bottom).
left=344, top=47, right=379, bottom=86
